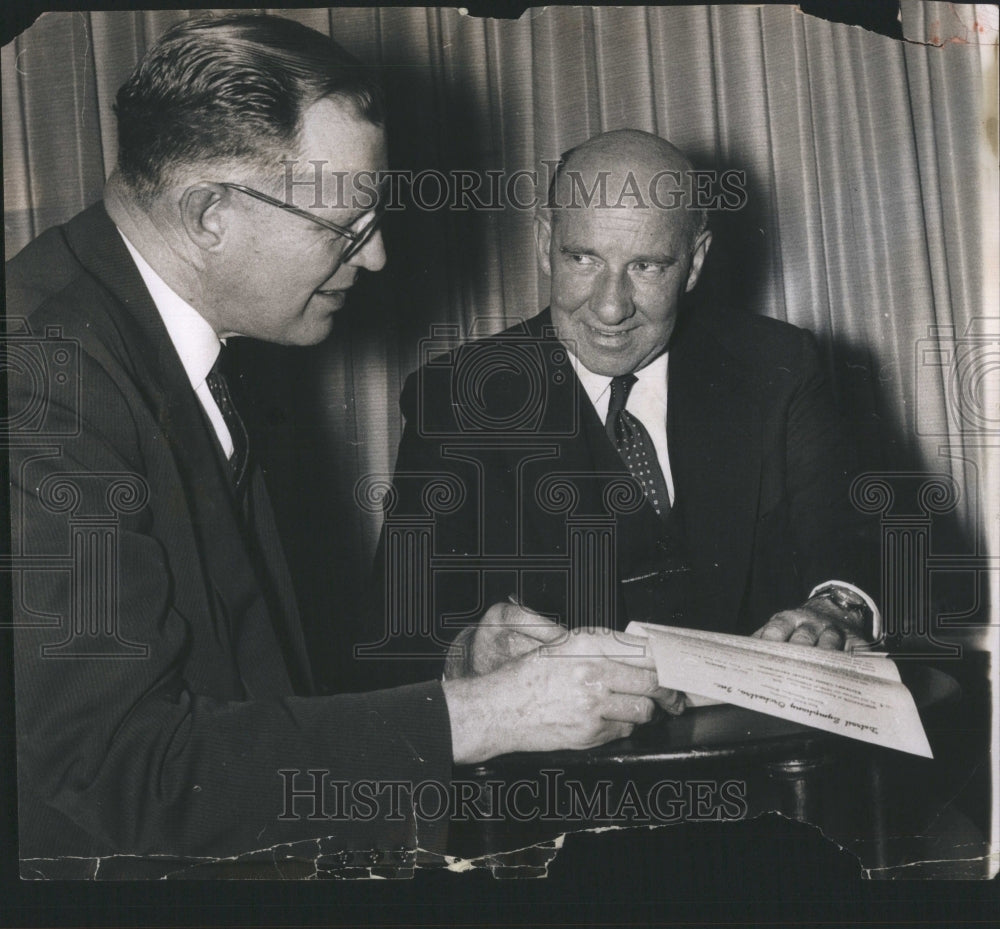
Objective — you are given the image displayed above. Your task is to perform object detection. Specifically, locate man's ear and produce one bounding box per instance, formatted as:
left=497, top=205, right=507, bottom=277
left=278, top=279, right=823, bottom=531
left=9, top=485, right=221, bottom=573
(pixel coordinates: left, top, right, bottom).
left=533, top=210, right=553, bottom=277
left=684, top=229, right=712, bottom=293
left=178, top=183, right=229, bottom=252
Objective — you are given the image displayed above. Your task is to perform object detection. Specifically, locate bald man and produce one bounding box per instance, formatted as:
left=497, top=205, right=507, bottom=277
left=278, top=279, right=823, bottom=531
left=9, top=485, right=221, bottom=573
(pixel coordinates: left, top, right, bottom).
left=374, top=129, right=879, bottom=692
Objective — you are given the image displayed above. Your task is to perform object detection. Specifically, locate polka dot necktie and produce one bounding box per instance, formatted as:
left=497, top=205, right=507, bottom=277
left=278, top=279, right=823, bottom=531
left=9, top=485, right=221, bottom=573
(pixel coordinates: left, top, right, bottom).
left=205, top=346, right=250, bottom=494
left=605, top=374, right=671, bottom=518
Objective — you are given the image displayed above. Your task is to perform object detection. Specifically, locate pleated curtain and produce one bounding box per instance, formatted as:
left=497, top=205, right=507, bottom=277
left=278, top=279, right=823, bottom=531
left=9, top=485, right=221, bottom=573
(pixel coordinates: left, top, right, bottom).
left=3, top=6, right=995, bottom=641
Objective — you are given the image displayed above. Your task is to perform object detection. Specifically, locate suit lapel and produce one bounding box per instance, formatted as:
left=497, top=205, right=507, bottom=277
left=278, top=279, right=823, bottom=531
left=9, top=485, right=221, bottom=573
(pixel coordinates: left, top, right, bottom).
left=519, top=310, right=672, bottom=579
left=668, top=313, right=762, bottom=625
left=506, top=309, right=762, bottom=628
left=63, top=204, right=313, bottom=690
left=523, top=308, right=625, bottom=497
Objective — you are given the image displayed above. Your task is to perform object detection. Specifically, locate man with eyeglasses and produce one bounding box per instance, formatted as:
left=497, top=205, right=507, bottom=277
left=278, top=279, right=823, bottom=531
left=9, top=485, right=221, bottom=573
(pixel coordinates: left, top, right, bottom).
left=7, top=14, right=662, bottom=874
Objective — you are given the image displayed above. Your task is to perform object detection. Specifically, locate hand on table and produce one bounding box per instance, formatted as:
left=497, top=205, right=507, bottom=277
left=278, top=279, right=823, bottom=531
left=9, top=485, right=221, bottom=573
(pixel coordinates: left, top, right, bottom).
left=752, top=596, right=871, bottom=652
left=443, top=607, right=684, bottom=765
left=445, top=599, right=685, bottom=713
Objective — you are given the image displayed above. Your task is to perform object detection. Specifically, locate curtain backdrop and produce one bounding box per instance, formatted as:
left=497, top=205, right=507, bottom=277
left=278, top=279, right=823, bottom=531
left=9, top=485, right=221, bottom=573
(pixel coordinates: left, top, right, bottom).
left=3, top=6, right=995, bottom=654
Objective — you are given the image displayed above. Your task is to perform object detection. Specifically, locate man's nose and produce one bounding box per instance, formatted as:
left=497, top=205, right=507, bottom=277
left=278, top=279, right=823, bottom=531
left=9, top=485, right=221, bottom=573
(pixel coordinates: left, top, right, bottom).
left=347, top=228, right=387, bottom=272
left=592, top=269, right=634, bottom=325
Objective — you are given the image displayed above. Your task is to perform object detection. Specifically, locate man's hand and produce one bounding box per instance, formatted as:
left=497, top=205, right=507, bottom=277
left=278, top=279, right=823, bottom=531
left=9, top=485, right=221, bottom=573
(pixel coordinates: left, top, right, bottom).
left=444, top=598, right=686, bottom=722
left=752, top=595, right=870, bottom=652
left=444, top=600, right=566, bottom=679
left=443, top=627, right=672, bottom=764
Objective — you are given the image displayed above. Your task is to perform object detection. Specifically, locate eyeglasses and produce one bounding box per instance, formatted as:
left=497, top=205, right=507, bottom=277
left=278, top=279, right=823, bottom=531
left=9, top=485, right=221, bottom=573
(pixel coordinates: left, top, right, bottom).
left=220, top=182, right=384, bottom=265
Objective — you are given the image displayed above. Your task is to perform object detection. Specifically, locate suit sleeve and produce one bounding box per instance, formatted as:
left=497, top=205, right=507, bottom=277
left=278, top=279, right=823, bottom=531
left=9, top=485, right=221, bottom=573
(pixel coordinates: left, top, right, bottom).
left=11, top=344, right=454, bottom=862
left=783, top=329, right=879, bottom=604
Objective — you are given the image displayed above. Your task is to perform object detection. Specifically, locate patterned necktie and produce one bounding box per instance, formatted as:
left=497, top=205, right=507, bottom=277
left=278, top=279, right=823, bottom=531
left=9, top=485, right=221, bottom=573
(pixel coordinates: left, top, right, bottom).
left=605, top=374, right=671, bottom=518
left=205, top=346, right=250, bottom=493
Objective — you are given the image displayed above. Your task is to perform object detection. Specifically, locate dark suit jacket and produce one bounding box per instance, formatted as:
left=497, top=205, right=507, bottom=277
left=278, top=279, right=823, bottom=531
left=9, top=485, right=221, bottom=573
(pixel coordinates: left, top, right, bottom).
left=7, top=203, right=452, bottom=869
left=374, top=307, right=876, bottom=681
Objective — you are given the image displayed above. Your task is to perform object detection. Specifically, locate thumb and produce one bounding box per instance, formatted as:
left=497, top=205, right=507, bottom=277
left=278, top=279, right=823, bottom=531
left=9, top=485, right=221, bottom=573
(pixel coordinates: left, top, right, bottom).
left=501, top=598, right=566, bottom=644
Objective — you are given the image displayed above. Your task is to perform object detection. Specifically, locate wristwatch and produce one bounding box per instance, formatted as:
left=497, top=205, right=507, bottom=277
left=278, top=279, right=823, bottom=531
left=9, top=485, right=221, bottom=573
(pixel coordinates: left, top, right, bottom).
left=808, top=583, right=877, bottom=641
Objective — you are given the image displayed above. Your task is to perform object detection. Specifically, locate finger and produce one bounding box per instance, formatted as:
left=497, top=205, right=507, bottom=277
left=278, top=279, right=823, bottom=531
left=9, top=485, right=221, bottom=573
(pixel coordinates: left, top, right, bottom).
left=591, top=720, right=636, bottom=745
left=598, top=693, right=657, bottom=725
left=595, top=659, right=660, bottom=695
left=788, top=622, right=822, bottom=646
left=607, top=630, right=654, bottom=650
left=816, top=626, right=845, bottom=650
left=503, top=630, right=549, bottom=659
left=597, top=629, right=656, bottom=663
left=470, top=604, right=555, bottom=676
left=602, top=648, right=656, bottom=669
left=545, top=629, right=655, bottom=667
left=499, top=600, right=566, bottom=643
left=758, top=616, right=796, bottom=641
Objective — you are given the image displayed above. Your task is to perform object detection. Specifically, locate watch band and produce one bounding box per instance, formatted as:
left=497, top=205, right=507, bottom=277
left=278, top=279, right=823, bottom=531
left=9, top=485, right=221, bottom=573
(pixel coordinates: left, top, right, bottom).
left=809, top=583, right=876, bottom=641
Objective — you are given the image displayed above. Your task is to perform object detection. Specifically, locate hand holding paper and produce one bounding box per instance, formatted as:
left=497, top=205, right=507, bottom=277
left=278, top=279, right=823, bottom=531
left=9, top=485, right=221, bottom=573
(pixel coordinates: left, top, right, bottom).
left=626, top=622, right=932, bottom=757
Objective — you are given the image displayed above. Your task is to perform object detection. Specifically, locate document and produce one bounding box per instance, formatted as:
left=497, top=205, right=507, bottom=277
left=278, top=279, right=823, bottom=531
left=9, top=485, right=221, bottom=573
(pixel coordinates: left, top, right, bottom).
left=626, top=622, right=933, bottom=758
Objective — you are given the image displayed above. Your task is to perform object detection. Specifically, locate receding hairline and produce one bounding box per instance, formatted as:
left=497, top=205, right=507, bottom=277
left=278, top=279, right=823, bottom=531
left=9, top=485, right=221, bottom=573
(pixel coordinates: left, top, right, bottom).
left=547, top=130, right=708, bottom=240
left=563, top=130, right=695, bottom=178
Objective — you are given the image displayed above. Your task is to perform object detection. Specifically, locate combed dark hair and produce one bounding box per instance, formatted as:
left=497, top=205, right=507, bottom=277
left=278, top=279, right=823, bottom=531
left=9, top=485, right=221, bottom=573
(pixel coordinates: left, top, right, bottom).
left=114, top=13, right=383, bottom=201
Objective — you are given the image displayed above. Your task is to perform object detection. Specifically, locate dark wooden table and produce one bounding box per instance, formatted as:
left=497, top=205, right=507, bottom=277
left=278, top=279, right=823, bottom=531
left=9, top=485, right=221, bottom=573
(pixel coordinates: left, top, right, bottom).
left=449, top=665, right=965, bottom=875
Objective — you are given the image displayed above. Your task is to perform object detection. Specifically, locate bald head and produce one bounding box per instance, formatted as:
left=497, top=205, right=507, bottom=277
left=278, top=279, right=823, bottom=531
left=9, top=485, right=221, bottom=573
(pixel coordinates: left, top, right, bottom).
left=549, top=130, right=706, bottom=242
left=564, top=129, right=694, bottom=176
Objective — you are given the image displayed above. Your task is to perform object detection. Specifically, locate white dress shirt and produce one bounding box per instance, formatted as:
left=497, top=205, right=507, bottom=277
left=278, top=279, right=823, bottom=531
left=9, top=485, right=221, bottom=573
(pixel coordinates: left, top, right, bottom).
left=118, top=231, right=234, bottom=459
left=570, top=350, right=674, bottom=506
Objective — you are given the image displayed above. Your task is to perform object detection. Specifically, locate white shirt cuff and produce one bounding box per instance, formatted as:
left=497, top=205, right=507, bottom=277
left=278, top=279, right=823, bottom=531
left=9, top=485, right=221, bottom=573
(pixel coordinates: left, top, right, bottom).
left=808, top=580, right=882, bottom=641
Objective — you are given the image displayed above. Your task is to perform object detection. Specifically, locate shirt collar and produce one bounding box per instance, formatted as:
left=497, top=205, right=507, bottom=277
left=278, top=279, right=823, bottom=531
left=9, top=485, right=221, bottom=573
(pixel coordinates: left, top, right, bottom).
left=568, top=347, right=669, bottom=409
left=117, top=230, right=222, bottom=389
